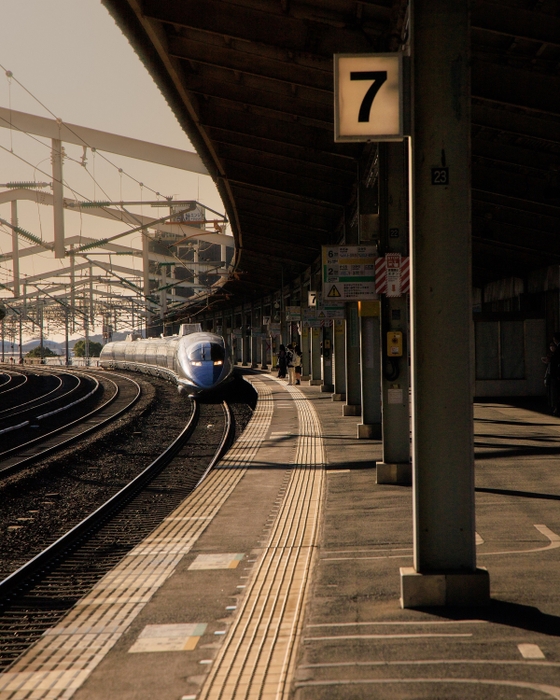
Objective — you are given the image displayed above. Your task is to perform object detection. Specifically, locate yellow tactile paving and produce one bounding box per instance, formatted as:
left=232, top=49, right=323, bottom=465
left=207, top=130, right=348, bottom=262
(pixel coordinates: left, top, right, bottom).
left=198, top=380, right=325, bottom=700
left=0, top=379, right=274, bottom=700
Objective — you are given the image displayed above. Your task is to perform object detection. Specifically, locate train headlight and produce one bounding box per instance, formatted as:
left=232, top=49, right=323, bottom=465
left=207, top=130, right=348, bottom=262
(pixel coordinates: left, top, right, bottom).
left=214, top=360, right=223, bottom=365
left=191, top=361, right=203, bottom=366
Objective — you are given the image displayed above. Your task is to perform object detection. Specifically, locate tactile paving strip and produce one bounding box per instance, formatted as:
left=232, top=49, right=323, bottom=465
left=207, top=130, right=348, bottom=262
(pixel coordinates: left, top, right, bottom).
left=198, top=380, right=325, bottom=700
left=0, top=378, right=273, bottom=700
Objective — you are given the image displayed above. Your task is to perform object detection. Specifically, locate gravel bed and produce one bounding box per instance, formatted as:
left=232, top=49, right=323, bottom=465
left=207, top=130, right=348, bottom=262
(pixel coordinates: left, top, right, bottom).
left=0, top=371, right=256, bottom=580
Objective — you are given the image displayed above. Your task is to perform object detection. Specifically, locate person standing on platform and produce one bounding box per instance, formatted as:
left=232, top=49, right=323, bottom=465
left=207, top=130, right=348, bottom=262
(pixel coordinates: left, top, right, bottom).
left=277, top=344, right=288, bottom=379
left=293, top=344, right=302, bottom=385
left=286, top=343, right=296, bottom=385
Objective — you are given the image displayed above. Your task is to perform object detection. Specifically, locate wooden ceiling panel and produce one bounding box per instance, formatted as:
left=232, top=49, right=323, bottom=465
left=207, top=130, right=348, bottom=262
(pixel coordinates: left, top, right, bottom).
left=142, top=0, right=379, bottom=55
left=168, top=34, right=333, bottom=92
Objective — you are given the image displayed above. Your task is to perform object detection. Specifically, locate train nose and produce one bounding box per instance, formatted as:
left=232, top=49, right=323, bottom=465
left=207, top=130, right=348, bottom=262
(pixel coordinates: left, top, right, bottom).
left=192, top=362, right=225, bottom=388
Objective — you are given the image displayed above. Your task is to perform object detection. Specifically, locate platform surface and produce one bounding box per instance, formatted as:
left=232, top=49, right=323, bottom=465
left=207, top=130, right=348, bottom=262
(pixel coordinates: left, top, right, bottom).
left=1, top=379, right=559, bottom=699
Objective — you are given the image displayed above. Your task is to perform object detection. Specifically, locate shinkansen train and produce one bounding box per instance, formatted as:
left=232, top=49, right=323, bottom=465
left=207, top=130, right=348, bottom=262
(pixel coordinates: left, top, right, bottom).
left=99, top=324, right=233, bottom=396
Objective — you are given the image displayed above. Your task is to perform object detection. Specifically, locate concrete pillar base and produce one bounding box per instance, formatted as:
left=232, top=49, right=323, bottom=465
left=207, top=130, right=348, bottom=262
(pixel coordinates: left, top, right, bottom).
left=251, top=363, right=259, bottom=369
left=357, top=423, right=381, bottom=439
left=261, top=364, right=268, bottom=370
left=343, top=404, right=361, bottom=416
left=301, top=375, right=310, bottom=381
left=400, top=567, right=490, bottom=608
left=309, top=379, right=322, bottom=386
left=376, top=462, right=412, bottom=485
left=320, top=384, right=334, bottom=393
left=332, top=393, right=346, bottom=402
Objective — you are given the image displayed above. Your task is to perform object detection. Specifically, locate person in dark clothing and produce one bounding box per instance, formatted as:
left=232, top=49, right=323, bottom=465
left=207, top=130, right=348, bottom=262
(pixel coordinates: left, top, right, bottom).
left=277, top=344, right=288, bottom=378
left=293, top=344, right=302, bottom=385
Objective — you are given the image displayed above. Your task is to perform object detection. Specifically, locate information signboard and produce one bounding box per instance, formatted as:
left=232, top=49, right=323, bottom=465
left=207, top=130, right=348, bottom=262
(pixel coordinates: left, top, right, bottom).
left=322, top=245, right=377, bottom=300
left=285, top=306, right=301, bottom=321
left=302, top=308, right=322, bottom=328
left=334, top=53, right=404, bottom=142
left=170, top=201, right=206, bottom=226
left=385, top=252, right=402, bottom=298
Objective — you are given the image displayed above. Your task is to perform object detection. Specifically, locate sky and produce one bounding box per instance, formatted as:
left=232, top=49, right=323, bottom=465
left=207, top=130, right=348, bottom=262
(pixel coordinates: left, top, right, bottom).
left=0, top=1, right=224, bottom=342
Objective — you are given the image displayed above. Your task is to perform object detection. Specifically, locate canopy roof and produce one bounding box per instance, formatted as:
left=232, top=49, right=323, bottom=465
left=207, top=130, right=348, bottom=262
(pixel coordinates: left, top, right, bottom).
left=103, top=0, right=560, bottom=307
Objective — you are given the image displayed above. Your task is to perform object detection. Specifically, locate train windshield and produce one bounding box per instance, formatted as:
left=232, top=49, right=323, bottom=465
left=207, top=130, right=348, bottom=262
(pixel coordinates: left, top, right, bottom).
left=188, top=342, right=225, bottom=363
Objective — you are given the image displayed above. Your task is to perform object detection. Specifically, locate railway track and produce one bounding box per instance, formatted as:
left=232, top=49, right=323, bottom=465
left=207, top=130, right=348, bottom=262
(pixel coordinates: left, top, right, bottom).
left=0, top=371, right=27, bottom=395
left=0, top=397, right=235, bottom=672
left=0, top=370, right=141, bottom=478
left=0, top=371, right=86, bottom=432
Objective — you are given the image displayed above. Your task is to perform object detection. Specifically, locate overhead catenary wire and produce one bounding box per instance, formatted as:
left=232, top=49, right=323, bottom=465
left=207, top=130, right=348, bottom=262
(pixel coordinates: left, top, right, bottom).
left=0, top=69, right=229, bottom=257
left=0, top=131, right=226, bottom=278
left=0, top=67, right=227, bottom=337
left=1, top=65, right=167, bottom=200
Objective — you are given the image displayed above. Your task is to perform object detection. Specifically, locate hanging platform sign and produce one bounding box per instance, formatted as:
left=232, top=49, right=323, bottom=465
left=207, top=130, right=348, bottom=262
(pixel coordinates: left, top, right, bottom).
left=334, top=53, right=404, bottom=143
left=322, top=245, right=377, bottom=300
left=316, top=299, right=345, bottom=319
left=285, top=305, right=301, bottom=321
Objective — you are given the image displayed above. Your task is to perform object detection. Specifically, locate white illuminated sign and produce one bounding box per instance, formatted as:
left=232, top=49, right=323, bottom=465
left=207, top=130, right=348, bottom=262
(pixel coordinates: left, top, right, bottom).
left=334, top=53, right=403, bottom=142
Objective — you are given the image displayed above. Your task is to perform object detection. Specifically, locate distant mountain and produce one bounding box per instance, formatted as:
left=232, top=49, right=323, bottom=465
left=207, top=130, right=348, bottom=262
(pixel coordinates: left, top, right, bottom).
left=10, top=331, right=134, bottom=355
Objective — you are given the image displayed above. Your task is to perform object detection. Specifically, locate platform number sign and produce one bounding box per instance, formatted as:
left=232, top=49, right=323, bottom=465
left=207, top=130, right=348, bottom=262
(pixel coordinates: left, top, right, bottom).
left=334, top=53, right=403, bottom=142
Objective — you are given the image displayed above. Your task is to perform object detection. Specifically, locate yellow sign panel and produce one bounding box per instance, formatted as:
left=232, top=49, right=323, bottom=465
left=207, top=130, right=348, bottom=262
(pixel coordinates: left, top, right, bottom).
left=358, top=301, right=380, bottom=317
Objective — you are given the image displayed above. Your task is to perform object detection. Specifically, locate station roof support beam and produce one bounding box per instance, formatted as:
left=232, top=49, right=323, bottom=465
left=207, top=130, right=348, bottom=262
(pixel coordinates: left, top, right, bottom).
left=0, top=106, right=208, bottom=175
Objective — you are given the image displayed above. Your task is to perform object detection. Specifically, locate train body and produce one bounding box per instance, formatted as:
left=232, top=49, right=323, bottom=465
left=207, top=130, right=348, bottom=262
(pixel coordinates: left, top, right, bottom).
left=99, top=324, right=233, bottom=396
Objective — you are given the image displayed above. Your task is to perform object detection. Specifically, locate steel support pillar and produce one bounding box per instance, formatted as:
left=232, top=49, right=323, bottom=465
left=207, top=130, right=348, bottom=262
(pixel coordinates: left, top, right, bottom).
left=70, top=246, right=76, bottom=333
left=89, top=263, right=94, bottom=327
left=160, top=265, right=167, bottom=317
left=301, top=325, right=310, bottom=380
left=310, top=327, right=322, bottom=385
left=242, top=328, right=250, bottom=365
left=193, top=244, right=199, bottom=286
left=377, top=142, right=412, bottom=483
left=52, top=138, right=65, bottom=259
left=251, top=303, right=259, bottom=367
left=321, top=325, right=334, bottom=392
left=251, top=334, right=259, bottom=368
left=401, top=0, right=489, bottom=607
left=19, top=314, right=23, bottom=363
left=343, top=303, right=361, bottom=415
left=65, top=309, right=69, bottom=366
left=261, top=338, right=268, bottom=369
left=357, top=307, right=382, bottom=439
left=332, top=319, right=346, bottom=401
left=142, top=235, right=150, bottom=334
left=11, top=201, right=20, bottom=298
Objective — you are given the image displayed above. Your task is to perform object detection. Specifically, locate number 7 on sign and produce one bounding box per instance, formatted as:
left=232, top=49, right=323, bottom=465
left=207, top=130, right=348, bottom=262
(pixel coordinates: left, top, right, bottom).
left=334, top=53, right=403, bottom=142
left=350, top=71, right=387, bottom=122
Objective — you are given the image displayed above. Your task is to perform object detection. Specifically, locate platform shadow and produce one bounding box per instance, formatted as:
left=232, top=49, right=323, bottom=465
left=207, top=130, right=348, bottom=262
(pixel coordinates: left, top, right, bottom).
left=475, top=486, right=560, bottom=501
left=427, top=600, right=560, bottom=638
left=475, top=445, right=560, bottom=459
